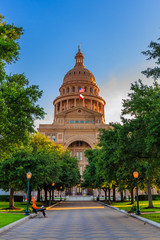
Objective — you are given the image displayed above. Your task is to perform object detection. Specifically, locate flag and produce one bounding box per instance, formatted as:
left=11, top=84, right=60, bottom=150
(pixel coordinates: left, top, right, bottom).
left=79, top=94, right=84, bottom=99
left=79, top=87, right=85, bottom=93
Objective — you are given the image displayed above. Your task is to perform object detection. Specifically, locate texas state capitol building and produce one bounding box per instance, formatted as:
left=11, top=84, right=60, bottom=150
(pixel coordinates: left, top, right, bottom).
left=38, top=47, right=109, bottom=196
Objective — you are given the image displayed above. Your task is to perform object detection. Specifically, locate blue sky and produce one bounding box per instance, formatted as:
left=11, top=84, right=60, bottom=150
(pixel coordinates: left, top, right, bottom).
left=1, top=0, right=160, bottom=126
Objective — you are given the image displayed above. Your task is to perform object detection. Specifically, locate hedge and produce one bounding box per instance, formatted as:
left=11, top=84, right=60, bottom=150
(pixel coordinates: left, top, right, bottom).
left=0, top=195, right=24, bottom=202
left=136, top=194, right=160, bottom=201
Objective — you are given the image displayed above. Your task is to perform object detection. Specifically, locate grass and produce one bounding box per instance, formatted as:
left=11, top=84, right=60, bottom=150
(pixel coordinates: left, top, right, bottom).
left=110, top=200, right=160, bottom=224
left=0, top=200, right=52, bottom=228
left=0, top=213, right=26, bottom=228
left=0, top=201, right=32, bottom=213
left=141, top=213, right=160, bottom=224
left=111, top=200, right=160, bottom=212
left=0, top=201, right=50, bottom=213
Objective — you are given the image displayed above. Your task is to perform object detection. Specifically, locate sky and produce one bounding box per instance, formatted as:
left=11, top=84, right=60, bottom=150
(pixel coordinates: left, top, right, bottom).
left=1, top=0, right=160, bottom=128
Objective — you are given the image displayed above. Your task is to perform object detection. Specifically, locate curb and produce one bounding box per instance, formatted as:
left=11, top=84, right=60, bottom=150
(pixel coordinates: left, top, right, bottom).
left=130, top=213, right=160, bottom=229
left=46, top=201, right=61, bottom=210
left=0, top=215, right=30, bottom=234
left=98, top=201, right=160, bottom=229
left=0, top=201, right=61, bottom=234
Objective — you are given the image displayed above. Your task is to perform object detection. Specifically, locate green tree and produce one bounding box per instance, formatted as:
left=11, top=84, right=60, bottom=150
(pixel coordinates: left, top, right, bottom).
left=141, top=37, right=160, bottom=79
left=57, top=150, right=80, bottom=190
left=0, top=14, right=23, bottom=81
left=122, top=80, right=160, bottom=208
left=0, top=74, right=45, bottom=157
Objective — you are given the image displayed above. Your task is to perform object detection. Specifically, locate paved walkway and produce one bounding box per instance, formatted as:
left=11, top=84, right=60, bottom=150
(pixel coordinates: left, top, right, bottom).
left=0, top=201, right=160, bottom=239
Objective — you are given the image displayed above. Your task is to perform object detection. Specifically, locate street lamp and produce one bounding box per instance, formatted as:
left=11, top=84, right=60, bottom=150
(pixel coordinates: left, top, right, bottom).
left=25, top=172, right=32, bottom=215
left=133, top=171, right=140, bottom=215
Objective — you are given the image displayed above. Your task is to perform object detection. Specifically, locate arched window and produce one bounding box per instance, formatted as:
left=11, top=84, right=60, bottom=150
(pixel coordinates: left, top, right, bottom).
left=72, top=87, right=75, bottom=92
left=67, top=87, right=70, bottom=93
left=90, top=88, right=93, bottom=93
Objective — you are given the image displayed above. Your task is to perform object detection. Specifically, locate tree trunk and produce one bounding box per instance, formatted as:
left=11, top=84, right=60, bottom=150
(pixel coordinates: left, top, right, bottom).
left=104, top=189, right=107, bottom=203
left=146, top=178, right=154, bottom=208
left=37, top=188, right=40, bottom=202
left=108, top=188, right=111, bottom=200
left=49, top=190, right=51, bottom=206
left=52, top=189, right=54, bottom=201
left=113, top=187, right=116, bottom=202
left=130, top=188, right=134, bottom=204
left=108, top=188, right=111, bottom=205
left=45, top=189, right=48, bottom=202
left=9, top=188, right=15, bottom=209
left=120, top=191, right=124, bottom=202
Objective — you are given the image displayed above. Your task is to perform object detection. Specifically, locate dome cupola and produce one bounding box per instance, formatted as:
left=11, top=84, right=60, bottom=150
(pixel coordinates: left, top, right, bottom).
left=74, top=45, right=84, bottom=67
left=62, top=46, right=96, bottom=86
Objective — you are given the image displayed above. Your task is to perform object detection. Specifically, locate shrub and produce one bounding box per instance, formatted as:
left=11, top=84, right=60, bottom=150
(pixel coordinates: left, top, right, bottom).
left=136, top=195, right=160, bottom=201
left=128, top=204, right=136, bottom=213
left=0, top=195, right=23, bottom=202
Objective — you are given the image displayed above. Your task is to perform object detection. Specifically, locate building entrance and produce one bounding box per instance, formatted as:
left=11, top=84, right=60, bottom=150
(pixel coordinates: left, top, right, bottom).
left=68, top=140, right=91, bottom=196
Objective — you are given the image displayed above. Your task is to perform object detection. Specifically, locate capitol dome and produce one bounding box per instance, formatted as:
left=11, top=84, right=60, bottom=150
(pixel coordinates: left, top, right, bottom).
left=63, top=46, right=96, bottom=86
left=53, top=47, right=105, bottom=119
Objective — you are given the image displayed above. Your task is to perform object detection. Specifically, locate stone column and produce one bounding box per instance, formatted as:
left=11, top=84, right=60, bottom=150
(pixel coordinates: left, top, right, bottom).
left=60, top=101, right=62, bottom=112
left=54, top=104, right=56, bottom=119
left=91, top=99, right=92, bottom=110
left=97, top=101, right=98, bottom=112
left=67, top=99, right=69, bottom=110
left=74, top=98, right=76, bottom=107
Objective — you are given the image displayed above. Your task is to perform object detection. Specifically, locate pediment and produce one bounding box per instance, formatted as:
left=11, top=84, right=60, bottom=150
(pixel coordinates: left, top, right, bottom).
left=57, top=106, right=102, bottom=118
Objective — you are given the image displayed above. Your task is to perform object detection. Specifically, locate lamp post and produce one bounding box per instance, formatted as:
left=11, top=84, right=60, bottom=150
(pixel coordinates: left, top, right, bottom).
left=133, top=171, right=140, bottom=215
left=25, top=172, right=32, bottom=215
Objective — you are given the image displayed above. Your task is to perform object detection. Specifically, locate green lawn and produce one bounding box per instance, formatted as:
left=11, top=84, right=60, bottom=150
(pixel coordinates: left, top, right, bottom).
left=0, top=201, right=49, bottom=228
left=0, top=213, right=26, bottom=228
left=0, top=201, right=50, bottom=213
left=0, top=201, right=32, bottom=213
left=141, top=213, right=160, bottom=224
left=111, top=201, right=160, bottom=212
left=110, top=200, right=160, bottom=224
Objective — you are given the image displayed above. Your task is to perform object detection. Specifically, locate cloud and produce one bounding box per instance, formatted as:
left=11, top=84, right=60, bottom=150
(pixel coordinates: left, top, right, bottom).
left=35, top=62, right=155, bottom=129
left=101, top=65, right=154, bottom=124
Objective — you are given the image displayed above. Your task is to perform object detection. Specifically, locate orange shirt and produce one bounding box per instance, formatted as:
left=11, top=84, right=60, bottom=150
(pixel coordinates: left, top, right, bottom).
left=32, top=199, right=39, bottom=209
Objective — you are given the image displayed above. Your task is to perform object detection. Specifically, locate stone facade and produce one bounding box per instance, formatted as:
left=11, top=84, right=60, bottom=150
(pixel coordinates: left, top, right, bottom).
left=38, top=47, right=109, bottom=195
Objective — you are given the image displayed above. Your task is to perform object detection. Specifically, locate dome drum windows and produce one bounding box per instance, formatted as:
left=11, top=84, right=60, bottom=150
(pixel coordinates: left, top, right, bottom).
left=72, top=87, right=75, bottom=92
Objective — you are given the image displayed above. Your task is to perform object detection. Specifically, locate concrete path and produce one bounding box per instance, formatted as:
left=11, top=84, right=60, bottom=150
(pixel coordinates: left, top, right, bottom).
left=0, top=201, right=160, bottom=239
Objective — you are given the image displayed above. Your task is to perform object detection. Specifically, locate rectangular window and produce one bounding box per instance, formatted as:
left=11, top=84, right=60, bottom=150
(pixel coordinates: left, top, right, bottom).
left=80, top=152, right=82, bottom=160
left=76, top=152, right=79, bottom=159
left=80, top=166, right=83, bottom=176
left=52, top=135, right=56, bottom=142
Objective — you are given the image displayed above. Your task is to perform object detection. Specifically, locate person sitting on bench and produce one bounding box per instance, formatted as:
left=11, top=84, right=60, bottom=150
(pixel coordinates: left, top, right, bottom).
left=32, top=198, right=46, bottom=217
